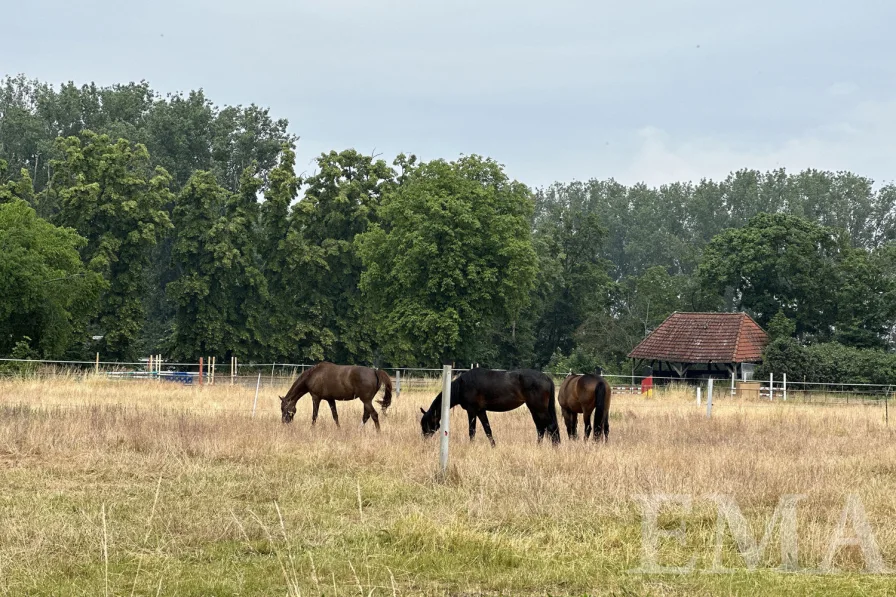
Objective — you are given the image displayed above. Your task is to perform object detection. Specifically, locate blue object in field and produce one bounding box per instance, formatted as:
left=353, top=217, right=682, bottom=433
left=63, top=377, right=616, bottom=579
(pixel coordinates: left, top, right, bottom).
left=163, top=371, right=194, bottom=385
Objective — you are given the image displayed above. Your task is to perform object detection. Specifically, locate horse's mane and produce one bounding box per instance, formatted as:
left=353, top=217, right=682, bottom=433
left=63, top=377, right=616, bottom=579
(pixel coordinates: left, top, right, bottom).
left=284, top=362, right=327, bottom=401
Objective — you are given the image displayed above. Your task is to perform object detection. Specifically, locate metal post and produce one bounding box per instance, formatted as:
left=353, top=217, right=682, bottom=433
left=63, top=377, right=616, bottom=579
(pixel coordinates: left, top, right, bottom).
left=271, top=362, right=276, bottom=387
left=783, top=373, right=787, bottom=401
left=439, top=364, right=453, bottom=474
left=706, top=378, right=714, bottom=418
left=396, top=370, right=402, bottom=399
left=769, top=372, right=774, bottom=401
left=252, top=372, right=261, bottom=416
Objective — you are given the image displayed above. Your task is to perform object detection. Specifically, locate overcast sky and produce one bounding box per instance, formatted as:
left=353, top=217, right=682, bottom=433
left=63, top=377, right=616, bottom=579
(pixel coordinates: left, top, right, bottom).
left=3, top=0, right=895, bottom=188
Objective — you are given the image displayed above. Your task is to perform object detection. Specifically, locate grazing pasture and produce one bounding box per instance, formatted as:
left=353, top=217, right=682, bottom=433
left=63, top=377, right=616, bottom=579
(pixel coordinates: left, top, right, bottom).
left=0, top=376, right=894, bottom=596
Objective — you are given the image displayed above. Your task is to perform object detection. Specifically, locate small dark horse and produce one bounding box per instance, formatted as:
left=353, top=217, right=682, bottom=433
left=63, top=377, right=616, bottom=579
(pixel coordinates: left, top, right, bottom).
left=419, top=368, right=561, bottom=445
left=279, top=362, right=393, bottom=430
left=558, top=368, right=612, bottom=441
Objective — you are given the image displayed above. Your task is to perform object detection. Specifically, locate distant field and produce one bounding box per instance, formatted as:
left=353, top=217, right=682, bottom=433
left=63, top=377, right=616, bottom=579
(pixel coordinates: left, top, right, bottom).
left=0, top=377, right=894, bottom=596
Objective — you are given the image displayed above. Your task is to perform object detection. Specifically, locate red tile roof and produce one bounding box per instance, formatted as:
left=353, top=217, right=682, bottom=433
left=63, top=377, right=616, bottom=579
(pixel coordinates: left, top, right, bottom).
left=627, top=312, right=768, bottom=363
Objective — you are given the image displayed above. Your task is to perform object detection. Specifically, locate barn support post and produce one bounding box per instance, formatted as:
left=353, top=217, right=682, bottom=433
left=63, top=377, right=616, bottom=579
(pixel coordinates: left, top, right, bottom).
left=439, top=364, right=453, bottom=474
left=706, top=378, right=714, bottom=418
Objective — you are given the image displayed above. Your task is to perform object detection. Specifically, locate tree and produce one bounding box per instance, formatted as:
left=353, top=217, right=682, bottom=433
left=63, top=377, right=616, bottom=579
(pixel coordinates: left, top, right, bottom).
left=767, top=310, right=797, bottom=342
left=698, top=213, right=846, bottom=339
left=292, top=149, right=396, bottom=363
left=0, top=199, right=103, bottom=357
left=50, top=131, right=173, bottom=358
left=357, top=155, right=537, bottom=365
left=166, top=169, right=266, bottom=359
left=529, top=187, right=612, bottom=366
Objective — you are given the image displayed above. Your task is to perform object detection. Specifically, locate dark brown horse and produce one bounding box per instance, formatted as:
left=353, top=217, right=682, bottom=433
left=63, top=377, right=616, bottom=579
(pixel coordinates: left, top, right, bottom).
left=279, top=362, right=393, bottom=430
left=419, top=368, right=560, bottom=445
left=558, top=368, right=612, bottom=442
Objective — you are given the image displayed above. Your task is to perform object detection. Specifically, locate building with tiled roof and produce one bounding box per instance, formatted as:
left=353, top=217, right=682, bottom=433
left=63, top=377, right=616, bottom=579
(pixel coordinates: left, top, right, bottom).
left=627, top=312, right=768, bottom=380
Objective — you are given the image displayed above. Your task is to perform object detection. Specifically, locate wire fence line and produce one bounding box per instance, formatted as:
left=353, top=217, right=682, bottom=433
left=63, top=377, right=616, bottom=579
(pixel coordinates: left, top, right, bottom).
left=0, top=357, right=893, bottom=407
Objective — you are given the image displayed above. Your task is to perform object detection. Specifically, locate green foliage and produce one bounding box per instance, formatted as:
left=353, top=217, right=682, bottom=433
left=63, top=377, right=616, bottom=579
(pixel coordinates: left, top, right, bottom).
left=358, top=155, right=537, bottom=365
left=0, top=199, right=103, bottom=357
left=758, top=339, right=896, bottom=386
left=767, top=310, right=796, bottom=341
left=699, top=213, right=895, bottom=348
left=50, top=131, right=173, bottom=359
left=291, top=149, right=396, bottom=364
left=166, top=170, right=265, bottom=360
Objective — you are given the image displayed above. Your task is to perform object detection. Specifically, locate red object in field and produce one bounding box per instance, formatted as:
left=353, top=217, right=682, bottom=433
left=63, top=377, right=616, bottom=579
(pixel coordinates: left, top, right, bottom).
left=641, top=375, right=653, bottom=396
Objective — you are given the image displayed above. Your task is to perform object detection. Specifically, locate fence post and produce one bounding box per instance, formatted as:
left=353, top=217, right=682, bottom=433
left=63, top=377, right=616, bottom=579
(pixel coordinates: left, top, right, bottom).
left=271, top=362, right=275, bottom=387
left=706, top=378, right=714, bottom=418
left=731, top=368, right=735, bottom=396
left=769, top=372, right=774, bottom=401
left=783, top=373, right=787, bottom=401
left=439, top=364, right=453, bottom=474
left=199, top=357, right=204, bottom=386
left=95, top=352, right=100, bottom=376
left=252, top=372, right=261, bottom=416
left=396, top=370, right=402, bottom=399
left=697, top=387, right=702, bottom=406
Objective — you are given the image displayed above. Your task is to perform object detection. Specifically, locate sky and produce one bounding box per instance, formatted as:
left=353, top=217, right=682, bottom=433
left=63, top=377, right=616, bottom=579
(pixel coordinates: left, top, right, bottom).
left=3, top=0, right=895, bottom=189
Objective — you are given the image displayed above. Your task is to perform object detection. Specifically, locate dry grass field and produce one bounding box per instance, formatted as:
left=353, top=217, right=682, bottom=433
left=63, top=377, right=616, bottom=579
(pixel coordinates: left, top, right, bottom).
left=0, top=375, right=894, bottom=596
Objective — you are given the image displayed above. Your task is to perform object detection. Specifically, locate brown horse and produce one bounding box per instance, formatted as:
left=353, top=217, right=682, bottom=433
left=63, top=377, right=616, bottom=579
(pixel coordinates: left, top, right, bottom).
left=558, top=368, right=611, bottom=442
left=279, top=362, right=393, bottom=430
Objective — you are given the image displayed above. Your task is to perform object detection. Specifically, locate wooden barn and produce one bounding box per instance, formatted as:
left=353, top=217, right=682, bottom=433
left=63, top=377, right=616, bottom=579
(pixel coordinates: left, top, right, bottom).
left=628, top=312, right=768, bottom=381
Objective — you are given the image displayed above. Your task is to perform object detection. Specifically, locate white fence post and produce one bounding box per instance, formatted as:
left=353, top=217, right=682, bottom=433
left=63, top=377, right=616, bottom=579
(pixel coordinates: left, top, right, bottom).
left=439, top=364, right=453, bottom=474
left=396, top=369, right=402, bottom=399
left=697, top=387, right=702, bottom=406
left=783, top=373, right=787, bottom=401
left=770, top=372, right=774, bottom=401
left=252, top=372, right=261, bottom=417
left=706, top=378, right=714, bottom=418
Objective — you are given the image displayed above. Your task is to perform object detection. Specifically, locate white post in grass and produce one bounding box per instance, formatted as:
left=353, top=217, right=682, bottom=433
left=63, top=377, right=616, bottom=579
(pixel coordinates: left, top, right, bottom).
left=770, top=372, right=774, bottom=401
left=697, top=387, right=702, bottom=406
left=252, top=372, right=261, bottom=417
left=439, top=364, right=453, bottom=474
left=396, top=369, right=402, bottom=399
left=783, top=373, right=787, bottom=401
left=731, top=367, right=736, bottom=397
left=706, top=378, right=714, bottom=418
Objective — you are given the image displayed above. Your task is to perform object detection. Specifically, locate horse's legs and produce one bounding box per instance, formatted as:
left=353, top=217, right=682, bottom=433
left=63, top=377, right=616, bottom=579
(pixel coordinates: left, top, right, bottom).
left=599, top=410, right=609, bottom=443
left=327, top=399, right=339, bottom=427
left=583, top=406, right=594, bottom=440
left=311, top=395, right=321, bottom=425
left=528, top=407, right=547, bottom=443
left=361, top=399, right=380, bottom=432
left=467, top=409, right=477, bottom=441
left=477, top=411, right=496, bottom=447
left=561, top=406, right=578, bottom=440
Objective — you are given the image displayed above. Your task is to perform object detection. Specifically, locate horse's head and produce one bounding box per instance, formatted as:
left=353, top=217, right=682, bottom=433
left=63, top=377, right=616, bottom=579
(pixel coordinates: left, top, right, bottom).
left=419, top=407, right=439, bottom=438
left=280, top=395, right=297, bottom=424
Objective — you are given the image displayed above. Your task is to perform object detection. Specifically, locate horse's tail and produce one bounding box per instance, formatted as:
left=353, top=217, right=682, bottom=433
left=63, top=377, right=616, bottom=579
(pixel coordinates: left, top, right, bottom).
left=375, top=368, right=393, bottom=412
left=547, top=376, right=561, bottom=444
left=594, top=376, right=611, bottom=442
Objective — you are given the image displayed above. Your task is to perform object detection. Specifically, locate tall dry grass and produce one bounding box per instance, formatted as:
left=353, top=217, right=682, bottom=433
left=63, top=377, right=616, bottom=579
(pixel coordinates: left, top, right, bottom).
left=0, top=376, right=893, bottom=596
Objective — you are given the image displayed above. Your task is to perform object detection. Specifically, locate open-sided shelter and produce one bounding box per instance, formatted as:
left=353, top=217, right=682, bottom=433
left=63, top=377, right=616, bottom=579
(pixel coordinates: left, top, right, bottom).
left=627, top=312, right=768, bottom=381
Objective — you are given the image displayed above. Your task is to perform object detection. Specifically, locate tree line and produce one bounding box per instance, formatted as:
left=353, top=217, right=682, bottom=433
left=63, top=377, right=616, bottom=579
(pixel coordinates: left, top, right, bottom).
left=2, top=75, right=896, bottom=378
